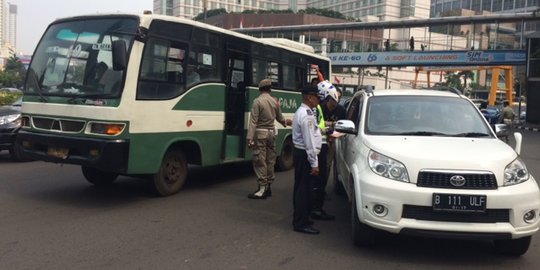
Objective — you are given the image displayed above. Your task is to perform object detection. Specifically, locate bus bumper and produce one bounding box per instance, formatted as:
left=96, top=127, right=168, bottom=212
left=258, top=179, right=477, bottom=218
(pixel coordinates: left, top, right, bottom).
left=16, top=130, right=129, bottom=173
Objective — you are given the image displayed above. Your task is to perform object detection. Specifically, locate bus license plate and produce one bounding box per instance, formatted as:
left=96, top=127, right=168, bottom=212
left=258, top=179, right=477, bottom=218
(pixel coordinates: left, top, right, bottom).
left=433, top=193, right=486, bottom=212
left=47, top=147, right=69, bottom=159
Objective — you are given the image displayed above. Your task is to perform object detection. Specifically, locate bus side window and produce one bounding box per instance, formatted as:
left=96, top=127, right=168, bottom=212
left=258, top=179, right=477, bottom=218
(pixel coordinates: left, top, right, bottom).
left=137, top=38, right=187, bottom=100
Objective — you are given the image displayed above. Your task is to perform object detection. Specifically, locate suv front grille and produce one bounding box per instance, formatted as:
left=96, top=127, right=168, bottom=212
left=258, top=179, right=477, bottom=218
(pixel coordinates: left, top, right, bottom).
left=402, top=205, right=509, bottom=223
left=32, top=117, right=86, bottom=133
left=417, top=170, right=497, bottom=189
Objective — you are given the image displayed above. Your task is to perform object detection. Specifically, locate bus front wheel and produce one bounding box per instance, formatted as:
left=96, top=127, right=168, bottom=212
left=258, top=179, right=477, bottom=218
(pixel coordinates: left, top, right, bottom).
left=153, top=149, right=188, bottom=196
left=81, top=166, right=118, bottom=186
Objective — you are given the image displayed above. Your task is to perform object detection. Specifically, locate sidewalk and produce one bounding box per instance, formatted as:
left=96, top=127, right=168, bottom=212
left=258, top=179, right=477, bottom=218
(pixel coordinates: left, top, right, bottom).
left=515, top=122, right=540, bottom=132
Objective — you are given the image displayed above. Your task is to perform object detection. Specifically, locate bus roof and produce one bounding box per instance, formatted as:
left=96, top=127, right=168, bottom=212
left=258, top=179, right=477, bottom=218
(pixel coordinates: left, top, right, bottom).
left=52, top=13, right=329, bottom=62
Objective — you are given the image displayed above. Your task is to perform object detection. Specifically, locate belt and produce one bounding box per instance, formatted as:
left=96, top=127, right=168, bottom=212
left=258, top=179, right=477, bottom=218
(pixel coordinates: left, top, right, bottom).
left=294, top=146, right=321, bottom=153
left=256, top=128, right=275, bottom=131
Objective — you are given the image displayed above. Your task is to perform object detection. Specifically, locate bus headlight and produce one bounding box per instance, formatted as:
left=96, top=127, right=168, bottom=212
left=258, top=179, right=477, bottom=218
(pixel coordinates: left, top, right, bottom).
left=88, top=122, right=126, bottom=136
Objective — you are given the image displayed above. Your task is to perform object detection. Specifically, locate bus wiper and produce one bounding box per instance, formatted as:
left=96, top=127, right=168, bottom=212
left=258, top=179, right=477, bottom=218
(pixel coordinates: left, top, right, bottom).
left=452, top=132, right=490, bottom=137
left=67, top=94, right=116, bottom=104
left=396, top=131, right=449, bottom=136
left=29, top=72, right=48, bottom=102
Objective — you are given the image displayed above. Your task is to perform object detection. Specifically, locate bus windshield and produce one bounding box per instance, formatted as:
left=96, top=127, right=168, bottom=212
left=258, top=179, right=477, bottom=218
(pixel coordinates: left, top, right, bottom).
left=24, top=17, right=139, bottom=98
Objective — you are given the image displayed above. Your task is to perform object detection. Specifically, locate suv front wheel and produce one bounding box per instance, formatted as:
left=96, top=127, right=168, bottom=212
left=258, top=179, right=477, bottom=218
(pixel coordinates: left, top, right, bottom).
left=493, top=236, right=531, bottom=256
left=351, top=190, right=377, bottom=247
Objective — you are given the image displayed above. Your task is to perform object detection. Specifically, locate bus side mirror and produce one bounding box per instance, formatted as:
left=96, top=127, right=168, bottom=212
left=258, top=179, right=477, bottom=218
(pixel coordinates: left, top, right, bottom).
left=112, top=40, right=127, bottom=71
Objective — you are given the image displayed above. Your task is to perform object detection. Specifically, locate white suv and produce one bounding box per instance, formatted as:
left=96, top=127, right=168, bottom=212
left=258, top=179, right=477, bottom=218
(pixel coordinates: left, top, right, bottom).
left=333, top=89, right=540, bottom=256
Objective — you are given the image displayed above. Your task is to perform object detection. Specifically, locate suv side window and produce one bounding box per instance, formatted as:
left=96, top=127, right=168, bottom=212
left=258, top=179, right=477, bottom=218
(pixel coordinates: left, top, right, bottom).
left=346, top=94, right=364, bottom=134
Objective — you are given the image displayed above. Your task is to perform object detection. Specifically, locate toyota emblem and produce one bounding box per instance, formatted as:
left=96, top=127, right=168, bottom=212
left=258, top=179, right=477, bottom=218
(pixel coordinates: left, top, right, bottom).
left=449, top=175, right=466, bottom=187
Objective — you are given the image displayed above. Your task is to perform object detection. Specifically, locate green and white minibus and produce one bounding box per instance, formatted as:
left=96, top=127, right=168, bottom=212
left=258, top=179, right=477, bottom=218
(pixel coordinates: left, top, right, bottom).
left=17, top=13, right=330, bottom=196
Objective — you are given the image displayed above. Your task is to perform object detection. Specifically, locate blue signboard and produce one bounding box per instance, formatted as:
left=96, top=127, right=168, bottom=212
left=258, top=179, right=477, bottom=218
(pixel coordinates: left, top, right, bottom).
left=328, top=50, right=527, bottom=66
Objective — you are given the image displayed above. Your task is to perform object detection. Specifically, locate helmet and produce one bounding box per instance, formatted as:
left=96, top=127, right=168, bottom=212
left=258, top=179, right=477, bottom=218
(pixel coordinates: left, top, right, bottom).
left=317, top=81, right=338, bottom=102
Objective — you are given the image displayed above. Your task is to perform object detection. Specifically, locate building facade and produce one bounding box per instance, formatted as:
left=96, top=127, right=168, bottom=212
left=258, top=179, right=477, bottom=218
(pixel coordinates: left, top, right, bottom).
left=153, top=0, right=283, bottom=19
left=431, top=0, right=540, bottom=17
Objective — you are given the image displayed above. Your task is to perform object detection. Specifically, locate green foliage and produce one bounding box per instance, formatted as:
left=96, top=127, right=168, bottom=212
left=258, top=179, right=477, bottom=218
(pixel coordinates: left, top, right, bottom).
left=193, top=7, right=354, bottom=21
left=193, top=8, right=228, bottom=21
left=303, top=8, right=346, bottom=20
left=0, top=53, right=26, bottom=89
left=0, top=89, right=23, bottom=105
left=242, top=9, right=294, bottom=14
left=441, top=71, right=464, bottom=90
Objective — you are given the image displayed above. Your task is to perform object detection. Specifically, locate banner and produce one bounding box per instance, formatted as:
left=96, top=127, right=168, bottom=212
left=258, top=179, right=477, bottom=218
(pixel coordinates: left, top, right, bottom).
left=327, top=50, right=526, bottom=66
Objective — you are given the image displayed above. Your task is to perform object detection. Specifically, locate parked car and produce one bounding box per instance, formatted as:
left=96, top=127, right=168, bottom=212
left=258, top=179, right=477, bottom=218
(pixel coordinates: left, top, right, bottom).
left=333, top=88, right=540, bottom=256
left=0, top=88, right=25, bottom=161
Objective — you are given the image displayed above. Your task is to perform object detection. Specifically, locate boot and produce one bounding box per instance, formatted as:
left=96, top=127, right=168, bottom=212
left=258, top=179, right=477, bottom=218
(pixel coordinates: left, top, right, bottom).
left=248, top=185, right=267, bottom=199
left=265, top=184, right=272, bottom=197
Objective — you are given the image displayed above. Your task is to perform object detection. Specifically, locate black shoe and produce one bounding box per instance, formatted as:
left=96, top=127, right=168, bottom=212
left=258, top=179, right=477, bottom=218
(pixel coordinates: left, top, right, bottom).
left=294, top=226, right=320, bottom=235
left=308, top=219, right=314, bottom=225
left=311, top=210, right=335, bottom=220
left=247, top=189, right=267, bottom=199
left=265, top=185, right=272, bottom=197
left=248, top=193, right=267, bottom=199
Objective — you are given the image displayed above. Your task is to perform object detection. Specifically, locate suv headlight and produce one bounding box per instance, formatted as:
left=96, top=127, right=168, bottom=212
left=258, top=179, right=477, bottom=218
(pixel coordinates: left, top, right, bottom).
left=368, top=150, right=409, bottom=182
left=504, top=158, right=529, bottom=186
left=0, top=113, right=21, bottom=125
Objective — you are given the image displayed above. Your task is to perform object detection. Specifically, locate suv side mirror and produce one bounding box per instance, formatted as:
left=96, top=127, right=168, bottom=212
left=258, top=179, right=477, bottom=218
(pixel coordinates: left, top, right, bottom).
left=112, top=40, right=127, bottom=71
left=335, top=120, right=356, bottom=134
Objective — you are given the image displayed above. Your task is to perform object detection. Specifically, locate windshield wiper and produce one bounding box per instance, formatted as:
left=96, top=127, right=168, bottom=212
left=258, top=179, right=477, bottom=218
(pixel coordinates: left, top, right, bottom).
left=28, top=72, right=48, bottom=102
left=396, top=131, right=449, bottom=136
left=67, top=94, right=116, bottom=104
left=452, top=132, right=490, bottom=137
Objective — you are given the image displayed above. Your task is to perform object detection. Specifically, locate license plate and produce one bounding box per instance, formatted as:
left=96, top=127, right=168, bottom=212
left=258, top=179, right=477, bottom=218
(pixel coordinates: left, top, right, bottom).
left=47, top=147, right=69, bottom=159
left=433, top=193, right=487, bottom=212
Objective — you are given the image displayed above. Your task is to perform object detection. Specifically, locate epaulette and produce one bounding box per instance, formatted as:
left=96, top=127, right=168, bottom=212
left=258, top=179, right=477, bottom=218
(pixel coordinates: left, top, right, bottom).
left=306, top=109, right=313, bottom=115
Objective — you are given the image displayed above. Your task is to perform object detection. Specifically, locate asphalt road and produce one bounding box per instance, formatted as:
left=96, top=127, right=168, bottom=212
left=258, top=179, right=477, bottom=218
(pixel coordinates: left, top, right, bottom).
left=1, top=130, right=540, bottom=270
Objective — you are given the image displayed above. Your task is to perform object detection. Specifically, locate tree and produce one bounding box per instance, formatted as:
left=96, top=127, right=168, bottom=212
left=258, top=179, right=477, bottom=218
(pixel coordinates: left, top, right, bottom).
left=440, top=71, right=464, bottom=90
left=0, top=52, right=26, bottom=88
left=457, top=70, right=474, bottom=94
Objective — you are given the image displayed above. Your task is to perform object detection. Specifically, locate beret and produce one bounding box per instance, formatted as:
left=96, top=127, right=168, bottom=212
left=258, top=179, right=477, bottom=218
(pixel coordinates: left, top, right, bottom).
left=258, top=79, right=272, bottom=88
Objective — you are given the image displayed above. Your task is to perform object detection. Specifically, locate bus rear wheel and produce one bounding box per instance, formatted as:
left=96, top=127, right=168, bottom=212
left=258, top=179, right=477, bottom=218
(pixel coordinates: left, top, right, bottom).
left=276, top=137, right=294, bottom=171
left=81, top=166, right=118, bottom=186
left=153, top=149, right=187, bottom=196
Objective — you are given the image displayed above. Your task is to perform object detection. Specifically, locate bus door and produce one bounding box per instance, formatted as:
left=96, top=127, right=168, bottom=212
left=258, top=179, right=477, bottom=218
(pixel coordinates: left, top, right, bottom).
left=223, top=49, right=249, bottom=160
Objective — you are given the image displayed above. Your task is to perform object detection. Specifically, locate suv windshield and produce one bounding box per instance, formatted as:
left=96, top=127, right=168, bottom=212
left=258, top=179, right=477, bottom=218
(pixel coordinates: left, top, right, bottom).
left=24, top=17, right=138, bottom=98
left=366, top=95, right=492, bottom=137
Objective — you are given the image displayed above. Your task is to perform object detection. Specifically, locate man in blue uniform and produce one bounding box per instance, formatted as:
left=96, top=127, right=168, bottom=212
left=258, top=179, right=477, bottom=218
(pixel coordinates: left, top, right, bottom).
left=292, top=85, right=322, bottom=234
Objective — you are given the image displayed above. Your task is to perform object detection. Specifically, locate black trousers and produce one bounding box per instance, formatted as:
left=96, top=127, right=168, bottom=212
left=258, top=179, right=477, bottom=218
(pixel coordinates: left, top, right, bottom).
left=293, top=148, right=316, bottom=229
left=313, top=143, right=328, bottom=211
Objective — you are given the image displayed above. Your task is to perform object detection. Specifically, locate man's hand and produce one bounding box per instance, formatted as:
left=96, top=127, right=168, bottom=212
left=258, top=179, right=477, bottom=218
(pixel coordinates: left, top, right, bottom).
left=285, top=119, right=293, bottom=126
left=310, top=167, right=320, bottom=176
left=247, top=140, right=255, bottom=149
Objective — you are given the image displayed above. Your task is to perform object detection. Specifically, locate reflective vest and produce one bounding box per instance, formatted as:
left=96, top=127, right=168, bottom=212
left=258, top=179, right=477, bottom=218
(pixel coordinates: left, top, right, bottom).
left=316, top=104, right=328, bottom=144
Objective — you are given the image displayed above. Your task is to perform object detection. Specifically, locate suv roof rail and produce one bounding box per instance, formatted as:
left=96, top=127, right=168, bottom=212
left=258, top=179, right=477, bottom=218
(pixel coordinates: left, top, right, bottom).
left=421, top=86, right=462, bottom=96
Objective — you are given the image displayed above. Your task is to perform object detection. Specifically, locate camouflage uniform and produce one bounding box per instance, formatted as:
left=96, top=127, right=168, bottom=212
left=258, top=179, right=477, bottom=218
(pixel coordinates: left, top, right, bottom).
left=247, top=90, right=287, bottom=187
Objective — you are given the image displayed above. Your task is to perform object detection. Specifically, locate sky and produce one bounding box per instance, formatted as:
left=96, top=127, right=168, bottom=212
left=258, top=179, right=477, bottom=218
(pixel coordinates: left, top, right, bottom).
left=10, top=0, right=154, bottom=54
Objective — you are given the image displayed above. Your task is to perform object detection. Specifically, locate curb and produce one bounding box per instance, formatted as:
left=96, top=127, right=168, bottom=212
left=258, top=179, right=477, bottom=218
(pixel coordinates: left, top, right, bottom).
left=515, top=126, right=540, bottom=132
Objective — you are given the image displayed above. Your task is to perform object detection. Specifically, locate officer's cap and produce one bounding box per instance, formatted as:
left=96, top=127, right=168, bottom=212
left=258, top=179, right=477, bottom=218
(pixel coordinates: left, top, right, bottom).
left=302, top=86, right=319, bottom=95
left=258, top=79, right=272, bottom=88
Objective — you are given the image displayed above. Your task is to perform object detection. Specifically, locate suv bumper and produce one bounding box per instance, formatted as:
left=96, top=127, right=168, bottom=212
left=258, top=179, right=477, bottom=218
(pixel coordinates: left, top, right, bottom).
left=354, top=174, right=540, bottom=239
